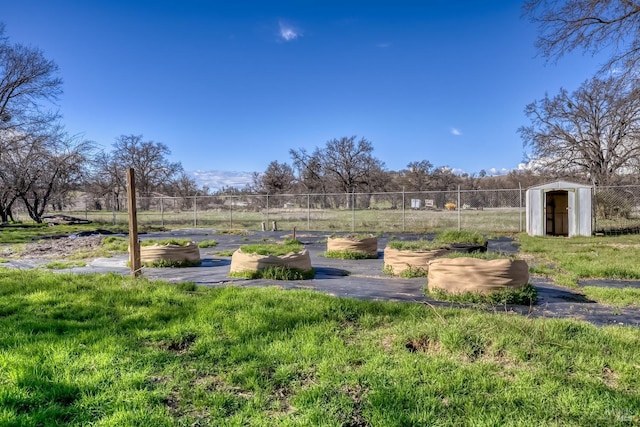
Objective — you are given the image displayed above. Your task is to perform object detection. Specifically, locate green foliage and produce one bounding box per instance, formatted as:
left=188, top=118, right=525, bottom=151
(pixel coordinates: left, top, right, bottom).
left=141, top=238, right=193, bottom=247
left=383, top=264, right=428, bottom=278
left=43, top=261, right=87, bottom=269
left=214, top=250, right=235, bottom=257
left=283, top=238, right=302, bottom=245
left=229, top=266, right=315, bottom=280
left=101, top=236, right=129, bottom=252
left=141, top=259, right=202, bottom=268
left=1, top=269, right=639, bottom=425
left=581, top=286, right=640, bottom=307
left=240, top=241, right=304, bottom=256
left=518, top=233, right=640, bottom=286
left=387, top=239, right=444, bottom=251
left=176, top=282, right=199, bottom=292
left=329, top=233, right=376, bottom=242
left=324, top=250, right=378, bottom=259
left=427, top=283, right=538, bottom=305
left=216, top=229, right=248, bottom=235
left=434, top=229, right=487, bottom=245
left=197, top=239, right=218, bottom=248
left=443, top=251, right=516, bottom=260
left=0, top=223, right=128, bottom=244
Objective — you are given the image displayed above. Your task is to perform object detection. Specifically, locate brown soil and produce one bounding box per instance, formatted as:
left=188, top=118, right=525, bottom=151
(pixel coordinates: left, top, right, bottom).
left=11, top=235, right=105, bottom=259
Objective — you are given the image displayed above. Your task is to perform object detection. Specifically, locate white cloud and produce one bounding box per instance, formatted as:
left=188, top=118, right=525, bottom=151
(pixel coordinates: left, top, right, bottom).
left=377, top=42, right=392, bottom=48
left=486, top=167, right=510, bottom=176
left=190, top=170, right=253, bottom=191
left=279, top=21, right=301, bottom=41
left=450, top=128, right=462, bottom=136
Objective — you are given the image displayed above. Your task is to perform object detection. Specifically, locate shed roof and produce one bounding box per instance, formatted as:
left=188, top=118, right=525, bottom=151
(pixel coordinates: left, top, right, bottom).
left=527, top=180, right=592, bottom=191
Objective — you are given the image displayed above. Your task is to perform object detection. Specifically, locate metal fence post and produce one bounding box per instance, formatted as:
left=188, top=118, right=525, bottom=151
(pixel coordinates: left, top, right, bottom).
left=229, top=194, right=233, bottom=228
left=307, top=193, right=311, bottom=231
left=266, top=193, right=269, bottom=228
left=160, top=197, right=164, bottom=227
left=351, top=191, right=355, bottom=233
left=519, top=183, right=523, bottom=232
left=112, top=193, right=116, bottom=225
left=457, top=185, right=461, bottom=231
left=193, top=194, right=197, bottom=227
left=402, top=187, right=405, bottom=232
left=592, top=185, right=597, bottom=234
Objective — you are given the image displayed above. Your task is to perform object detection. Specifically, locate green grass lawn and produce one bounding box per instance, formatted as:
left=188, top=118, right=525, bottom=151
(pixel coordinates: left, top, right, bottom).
left=0, top=223, right=131, bottom=244
left=1, top=269, right=639, bottom=426
left=518, top=233, right=640, bottom=307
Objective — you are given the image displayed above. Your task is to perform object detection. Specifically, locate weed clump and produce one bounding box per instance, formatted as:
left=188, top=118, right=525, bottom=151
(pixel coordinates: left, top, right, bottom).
left=427, top=283, right=538, bottom=305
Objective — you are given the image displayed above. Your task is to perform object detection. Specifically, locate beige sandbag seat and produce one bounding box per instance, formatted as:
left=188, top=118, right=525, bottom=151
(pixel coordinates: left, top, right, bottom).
left=139, top=242, right=201, bottom=264
left=427, top=258, right=529, bottom=294
left=229, top=248, right=312, bottom=274
left=383, top=247, right=448, bottom=275
left=326, top=236, right=378, bottom=257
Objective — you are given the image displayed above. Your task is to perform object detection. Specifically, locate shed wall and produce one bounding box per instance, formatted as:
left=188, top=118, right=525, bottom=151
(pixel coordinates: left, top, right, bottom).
left=525, top=183, right=592, bottom=237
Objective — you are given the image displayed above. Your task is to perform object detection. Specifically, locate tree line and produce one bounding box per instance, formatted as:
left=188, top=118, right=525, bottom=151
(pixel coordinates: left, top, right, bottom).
left=4, top=1, right=640, bottom=222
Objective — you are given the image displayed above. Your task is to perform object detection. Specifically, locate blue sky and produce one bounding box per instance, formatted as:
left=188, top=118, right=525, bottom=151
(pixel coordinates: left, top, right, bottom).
left=3, top=1, right=607, bottom=188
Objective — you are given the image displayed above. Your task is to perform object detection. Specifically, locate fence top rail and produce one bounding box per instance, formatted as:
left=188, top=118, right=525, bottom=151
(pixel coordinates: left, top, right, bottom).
left=131, top=188, right=528, bottom=200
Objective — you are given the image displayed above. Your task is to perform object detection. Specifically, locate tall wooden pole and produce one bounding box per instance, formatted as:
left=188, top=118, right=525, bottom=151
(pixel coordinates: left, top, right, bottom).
left=127, top=168, right=142, bottom=278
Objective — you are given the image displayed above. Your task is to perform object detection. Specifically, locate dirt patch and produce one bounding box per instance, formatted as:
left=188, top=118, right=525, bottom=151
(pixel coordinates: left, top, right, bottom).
left=13, top=235, right=105, bottom=259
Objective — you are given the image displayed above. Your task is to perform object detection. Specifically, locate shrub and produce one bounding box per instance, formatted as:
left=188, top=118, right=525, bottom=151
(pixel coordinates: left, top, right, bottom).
left=427, top=283, right=538, bottom=305
left=229, top=266, right=315, bottom=280
left=383, top=264, right=428, bottom=278
left=324, top=250, right=377, bottom=260
left=197, top=240, right=218, bottom=248
left=141, top=238, right=192, bottom=247
left=240, top=242, right=304, bottom=256
left=141, top=259, right=202, bottom=268
left=443, top=251, right=516, bottom=260
left=387, top=240, right=446, bottom=251
left=434, top=230, right=487, bottom=245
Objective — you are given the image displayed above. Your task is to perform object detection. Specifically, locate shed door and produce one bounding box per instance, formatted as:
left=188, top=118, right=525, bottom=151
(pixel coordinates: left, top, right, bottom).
left=545, top=190, right=569, bottom=236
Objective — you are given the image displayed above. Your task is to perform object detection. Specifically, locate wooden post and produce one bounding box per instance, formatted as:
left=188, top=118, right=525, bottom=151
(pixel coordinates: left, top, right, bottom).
left=127, top=168, right=142, bottom=278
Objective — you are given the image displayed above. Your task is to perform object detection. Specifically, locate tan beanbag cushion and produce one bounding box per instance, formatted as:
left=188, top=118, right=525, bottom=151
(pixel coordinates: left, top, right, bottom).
left=383, top=247, right=448, bottom=275
left=427, top=258, right=529, bottom=294
left=327, top=236, right=378, bottom=257
left=229, top=248, right=312, bottom=274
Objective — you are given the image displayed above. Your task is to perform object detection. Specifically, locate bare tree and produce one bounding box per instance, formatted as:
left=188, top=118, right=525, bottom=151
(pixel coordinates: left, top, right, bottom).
left=524, top=0, right=640, bottom=74
left=400, top=160, right=434, bottom=191
left=0, top=24, right=63, bottom=222
left=289, top=148, right=326, bottom=193
left=86, top=150, right=126, bottom=210
left=3, top=127, right=94, bottom=223
left=0, top=23, right=61, bottom=134
left=253, top=161, right=295, bottom=194
left=429, top=166, right=460, bottom=190
left=519, top=76, right=640, bottom=185
left=110, top=134, right=183, bottom=207
left=322, top=136, right=386, bottom=206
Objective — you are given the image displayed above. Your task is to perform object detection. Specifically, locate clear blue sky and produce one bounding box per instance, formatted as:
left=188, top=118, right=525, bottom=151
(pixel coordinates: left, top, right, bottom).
left=3, top=0, right=606, bottom=187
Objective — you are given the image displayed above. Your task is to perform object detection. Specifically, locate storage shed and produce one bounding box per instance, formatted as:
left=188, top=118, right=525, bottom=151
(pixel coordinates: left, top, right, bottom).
left=526, top=181, right=592, bottom=237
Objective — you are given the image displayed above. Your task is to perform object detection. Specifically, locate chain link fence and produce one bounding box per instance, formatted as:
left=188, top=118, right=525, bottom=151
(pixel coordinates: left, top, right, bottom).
left=593, top=186, right=640, bottom=234
left=8, top=187, right=523, bottom=234
left=9, top=185, right=640, bottom=234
